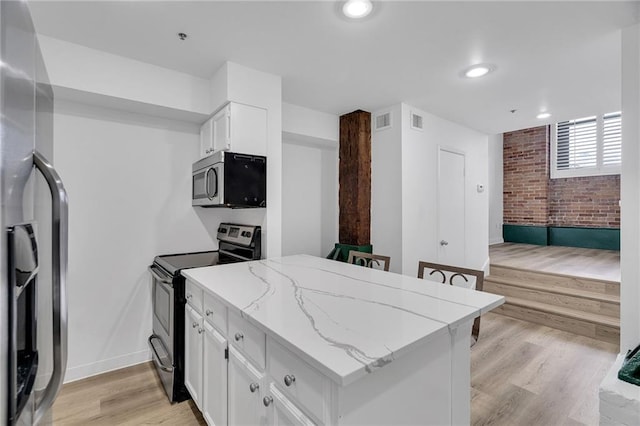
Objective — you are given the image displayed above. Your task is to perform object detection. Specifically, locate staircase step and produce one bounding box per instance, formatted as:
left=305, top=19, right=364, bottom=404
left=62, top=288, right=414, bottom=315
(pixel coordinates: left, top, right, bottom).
left=490, top=264, right=619, bottom=295
left=494, top=296, right=619, bottom=345
left=484, top=277, right=619, bottom=318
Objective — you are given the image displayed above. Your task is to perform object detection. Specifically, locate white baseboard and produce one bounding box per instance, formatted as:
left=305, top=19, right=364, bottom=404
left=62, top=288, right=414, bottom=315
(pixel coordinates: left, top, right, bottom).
left=63, top=349, right=151, bottom=383
left=489, top=238, right=504, bottom=246
left=481, top=257, right=490, bottom=277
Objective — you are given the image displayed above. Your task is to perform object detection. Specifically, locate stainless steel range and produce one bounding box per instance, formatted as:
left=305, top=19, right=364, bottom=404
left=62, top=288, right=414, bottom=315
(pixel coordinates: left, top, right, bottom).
left=148, top=223, right=261, bottom=402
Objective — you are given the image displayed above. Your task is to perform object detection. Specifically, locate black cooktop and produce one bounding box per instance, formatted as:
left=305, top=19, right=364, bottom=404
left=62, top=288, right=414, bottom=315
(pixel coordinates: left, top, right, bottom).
left=155, top=251, right=220, bottom=276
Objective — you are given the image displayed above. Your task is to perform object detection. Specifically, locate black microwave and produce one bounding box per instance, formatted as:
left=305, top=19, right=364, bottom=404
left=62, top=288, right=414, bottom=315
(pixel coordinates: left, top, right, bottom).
left=192, top=151, right=266, bottom=208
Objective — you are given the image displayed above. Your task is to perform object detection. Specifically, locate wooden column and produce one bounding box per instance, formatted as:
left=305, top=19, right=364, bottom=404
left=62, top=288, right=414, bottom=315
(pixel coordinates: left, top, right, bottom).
left=339, top=110, right=371, bottom=246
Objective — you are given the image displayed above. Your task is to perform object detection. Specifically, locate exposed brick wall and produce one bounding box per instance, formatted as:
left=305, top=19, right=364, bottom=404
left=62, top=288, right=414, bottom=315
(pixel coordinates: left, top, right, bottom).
left=503, top=125, right=620, bottom=230
left=549, top=175, right=620, bottom=228
left=503, top=126, right=549, bottom=226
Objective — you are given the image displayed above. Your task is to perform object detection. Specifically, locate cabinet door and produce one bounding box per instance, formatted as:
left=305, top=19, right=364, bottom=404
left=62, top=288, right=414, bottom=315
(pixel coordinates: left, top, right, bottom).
left=185, top=304, right=204, bottom=409
left=200, top=117, right=214, bottom=157
left=228, top=346, right=267, bottom=426
left=212, top=105, right=231, bottom=153
left=266, top=383, right=316, bottom=426
left=203, top=322, right=228, bottom=426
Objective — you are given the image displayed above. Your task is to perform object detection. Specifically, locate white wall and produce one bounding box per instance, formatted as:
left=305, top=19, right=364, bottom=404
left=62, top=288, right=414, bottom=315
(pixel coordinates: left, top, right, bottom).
left=38, top=35, right=211, bottom=116
left=488, top=133, right=504, bottom=245
left=620, top=23, right=640, bottom=354
left=53, top=101, right=243, bottom=382
left=371, top=105, right=403, bottom=273
left=281, top=141, right=338, bottom=257
left=400, top=104, right=489, bottom=277
left=371, top=103, right=489, bottom=277
left=281, top=103, right=339, bottom=258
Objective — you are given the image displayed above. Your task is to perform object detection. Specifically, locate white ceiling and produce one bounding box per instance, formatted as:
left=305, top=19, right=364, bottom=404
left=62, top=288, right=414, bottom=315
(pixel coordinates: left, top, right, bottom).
left=28, top=1, right=640, bottom=134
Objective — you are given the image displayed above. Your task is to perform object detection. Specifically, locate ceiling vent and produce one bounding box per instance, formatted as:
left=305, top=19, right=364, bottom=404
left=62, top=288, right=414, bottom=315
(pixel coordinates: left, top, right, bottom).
left=411, top=112, right=424, bottom=131
left=374, top=112, right=391, bottom=131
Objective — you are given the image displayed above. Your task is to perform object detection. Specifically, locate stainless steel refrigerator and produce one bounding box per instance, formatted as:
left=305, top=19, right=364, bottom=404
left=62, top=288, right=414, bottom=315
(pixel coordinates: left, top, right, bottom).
left=1, top=1, right=68, bottom=425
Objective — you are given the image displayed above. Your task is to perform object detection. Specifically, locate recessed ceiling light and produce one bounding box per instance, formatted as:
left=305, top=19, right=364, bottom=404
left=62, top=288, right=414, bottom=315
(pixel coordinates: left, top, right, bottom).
left=342, top=0, right=373, bottom=19
left=537, top=112, right=551, bottom=119
left=462, top=64, right=495, bottom=79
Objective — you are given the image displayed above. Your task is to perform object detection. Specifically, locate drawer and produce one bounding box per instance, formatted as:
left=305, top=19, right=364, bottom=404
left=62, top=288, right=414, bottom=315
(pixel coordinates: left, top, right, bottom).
left=185, top=280, right=203, bottom=313
left=228, top=309, right=266, bottom=370
left=203, top=292, right=227, bottom=335
left=268, top=339, right=326, bottom=423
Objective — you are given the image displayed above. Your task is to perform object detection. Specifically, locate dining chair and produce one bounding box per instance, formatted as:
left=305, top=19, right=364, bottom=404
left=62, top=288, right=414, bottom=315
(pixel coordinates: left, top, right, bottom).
left=347, top=250, right=391, bottom=272
left=417, top=261, right=484, bottom=346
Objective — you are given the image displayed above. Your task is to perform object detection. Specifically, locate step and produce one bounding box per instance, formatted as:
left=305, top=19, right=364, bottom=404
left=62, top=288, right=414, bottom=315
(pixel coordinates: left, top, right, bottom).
left=489, top=264, right=619, bottom=296
left=494, top=296, right=619, bottom=345
left=484, top=276, right=619, bottom=318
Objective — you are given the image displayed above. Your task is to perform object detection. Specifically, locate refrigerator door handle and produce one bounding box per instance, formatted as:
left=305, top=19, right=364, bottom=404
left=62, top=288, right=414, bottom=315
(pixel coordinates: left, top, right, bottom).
left=32, top=150, right=69, bottom=425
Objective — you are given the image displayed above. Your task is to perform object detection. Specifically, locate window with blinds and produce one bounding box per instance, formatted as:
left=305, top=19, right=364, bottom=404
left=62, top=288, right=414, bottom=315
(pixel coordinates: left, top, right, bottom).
left=551, top=111, right=621, bottom=178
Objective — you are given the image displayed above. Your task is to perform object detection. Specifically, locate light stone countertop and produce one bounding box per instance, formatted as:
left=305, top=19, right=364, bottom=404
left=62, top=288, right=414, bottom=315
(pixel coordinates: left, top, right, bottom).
left=182, top=254, right=504, bottom=386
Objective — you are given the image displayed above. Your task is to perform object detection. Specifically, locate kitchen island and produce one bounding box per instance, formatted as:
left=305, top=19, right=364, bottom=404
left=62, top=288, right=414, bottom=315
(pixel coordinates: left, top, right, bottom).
left=181, top=254, right=504, bottom=425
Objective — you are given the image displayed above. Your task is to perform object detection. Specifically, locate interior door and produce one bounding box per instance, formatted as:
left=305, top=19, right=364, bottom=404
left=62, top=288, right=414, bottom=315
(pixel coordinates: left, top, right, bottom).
left=437, top=148, right=466, bottom=266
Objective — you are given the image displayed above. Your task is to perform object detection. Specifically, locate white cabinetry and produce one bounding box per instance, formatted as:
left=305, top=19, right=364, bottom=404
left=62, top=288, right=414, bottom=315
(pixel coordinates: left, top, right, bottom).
left=185, top=304, right=203, bottom=409
left=228, top=346, right=267, bottom=426
left=203, top=322, right=227, bottom=426
left=266, top=384, right=315, bottom=426
left=199, top=102, right=267, bottom=158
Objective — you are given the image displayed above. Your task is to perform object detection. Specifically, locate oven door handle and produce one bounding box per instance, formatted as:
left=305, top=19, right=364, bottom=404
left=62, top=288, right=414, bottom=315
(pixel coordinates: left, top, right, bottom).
left=149, top=265, right=173, bottom=286
left=33, top=150, right=69, bottom=425
left=149, top=335, right=174, bottom=373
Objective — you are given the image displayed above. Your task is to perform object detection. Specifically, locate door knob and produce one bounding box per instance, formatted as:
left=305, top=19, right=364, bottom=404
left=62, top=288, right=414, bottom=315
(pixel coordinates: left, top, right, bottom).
left=263, top=396, right=273, bottom=407
left=249, top=383, right=259, bottom=393
left=440, top=240, right=449, bottom=246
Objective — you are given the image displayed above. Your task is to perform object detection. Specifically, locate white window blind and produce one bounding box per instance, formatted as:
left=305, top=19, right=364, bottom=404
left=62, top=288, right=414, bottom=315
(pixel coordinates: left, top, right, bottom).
left=603, top=112, right=622, bottom=166
left=551, top=111, right=621, bottom=178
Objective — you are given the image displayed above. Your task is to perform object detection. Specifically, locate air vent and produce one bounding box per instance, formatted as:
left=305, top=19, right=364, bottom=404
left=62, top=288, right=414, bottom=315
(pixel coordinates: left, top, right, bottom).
left=411, top=112, right=423, bottom=130
left=374, top=112, right=391, bottom=131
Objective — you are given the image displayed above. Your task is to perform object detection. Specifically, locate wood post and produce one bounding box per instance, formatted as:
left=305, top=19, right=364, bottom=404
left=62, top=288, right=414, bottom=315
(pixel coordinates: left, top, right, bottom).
left=339, top=110, right=371, bottom=246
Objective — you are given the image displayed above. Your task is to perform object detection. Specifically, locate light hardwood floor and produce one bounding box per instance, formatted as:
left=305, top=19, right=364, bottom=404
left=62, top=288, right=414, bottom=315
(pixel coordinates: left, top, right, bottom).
left=52, top=312, right=617, bottom=425
left=490, top=243, right=620, bottom=282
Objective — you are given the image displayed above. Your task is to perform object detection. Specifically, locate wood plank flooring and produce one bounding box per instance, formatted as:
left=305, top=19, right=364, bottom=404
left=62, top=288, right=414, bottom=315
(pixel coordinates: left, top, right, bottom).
left=490, top=243, right=620, bottom=282
left=51, top=361, right=205, bottom=425
left=52, top=312, right=617, bottom=425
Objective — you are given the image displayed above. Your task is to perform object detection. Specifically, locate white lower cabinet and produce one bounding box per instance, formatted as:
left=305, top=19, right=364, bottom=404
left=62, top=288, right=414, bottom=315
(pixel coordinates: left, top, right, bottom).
left=228, top=346, right=267, bottom=426
left=265, top=384, right=315, bottom=426
left=185, top=304, right=204, bottom=409
left=203, top=322, right=228, bottom=426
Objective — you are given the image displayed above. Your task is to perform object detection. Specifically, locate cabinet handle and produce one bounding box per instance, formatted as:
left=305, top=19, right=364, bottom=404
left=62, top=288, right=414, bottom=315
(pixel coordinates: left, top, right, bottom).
left=284, top=374, right=296, bottom=387
left=234, top=332, right=244, bottom=342
left=198, top=328, right=204, bottom=334
left=249, top=383, right=259, bottom=393
left=192, top=322, right=198, bottom=328
left=186, top=294, right=193, bottom=300
left=205, top=309, right=213, bottom=316
left=263, top=396, right=273, bottom=407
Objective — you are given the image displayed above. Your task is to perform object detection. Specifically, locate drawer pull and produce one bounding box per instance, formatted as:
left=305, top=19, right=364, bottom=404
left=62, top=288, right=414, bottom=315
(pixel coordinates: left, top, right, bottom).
left=186, top=294, right=193, bottom=300
left=284, top=374, right=296, bottom=387
left=197, top=327, right=204, bottom=335
left=205, top=309, right=213, bottom=316
left=192, top=322, right=198, bottom=328
left=234, top=332, right=244, bottom=342
left=249, top=383, right=259, bottom=393
left=263, top=396, right=273, bottom=407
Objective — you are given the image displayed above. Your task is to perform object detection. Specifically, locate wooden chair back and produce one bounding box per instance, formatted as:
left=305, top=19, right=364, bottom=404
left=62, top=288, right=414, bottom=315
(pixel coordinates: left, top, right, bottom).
left=417, top=261, right=484, bottom=345
left=347, top=251, right=391, bottom=272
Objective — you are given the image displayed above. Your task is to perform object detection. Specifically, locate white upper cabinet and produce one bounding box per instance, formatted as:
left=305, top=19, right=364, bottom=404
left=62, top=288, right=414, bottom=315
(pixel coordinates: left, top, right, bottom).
left=200, top=102, right=267, bottom=158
